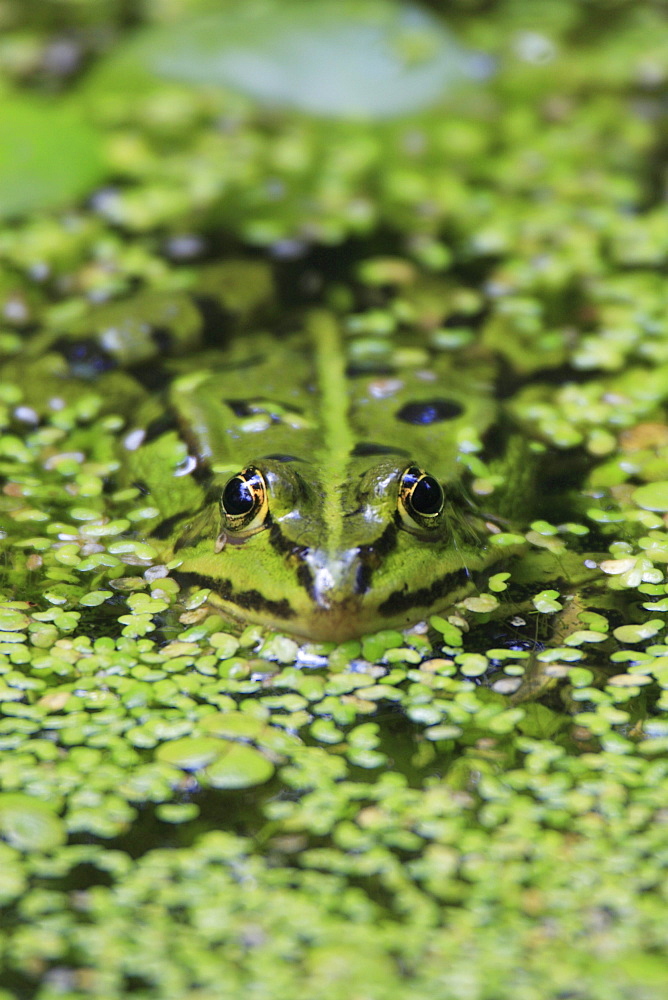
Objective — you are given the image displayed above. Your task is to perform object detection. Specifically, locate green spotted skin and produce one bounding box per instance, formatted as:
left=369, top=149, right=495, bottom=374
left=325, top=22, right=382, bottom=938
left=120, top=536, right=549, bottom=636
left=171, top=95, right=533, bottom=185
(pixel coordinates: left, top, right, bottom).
left=151, top=311, right=512, bottom=640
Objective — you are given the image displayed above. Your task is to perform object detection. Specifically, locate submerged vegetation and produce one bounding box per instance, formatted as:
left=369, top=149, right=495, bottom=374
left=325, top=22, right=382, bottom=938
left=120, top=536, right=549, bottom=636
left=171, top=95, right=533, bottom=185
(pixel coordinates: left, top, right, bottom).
left=1, top=0, right=668, bottom=996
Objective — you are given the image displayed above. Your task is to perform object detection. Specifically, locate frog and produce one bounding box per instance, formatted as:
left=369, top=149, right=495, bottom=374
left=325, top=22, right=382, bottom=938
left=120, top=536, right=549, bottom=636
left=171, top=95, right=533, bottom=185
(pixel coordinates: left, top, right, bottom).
left=1, top=252, right=604, bottom=644
left=124, top=308, right=540, bottom=641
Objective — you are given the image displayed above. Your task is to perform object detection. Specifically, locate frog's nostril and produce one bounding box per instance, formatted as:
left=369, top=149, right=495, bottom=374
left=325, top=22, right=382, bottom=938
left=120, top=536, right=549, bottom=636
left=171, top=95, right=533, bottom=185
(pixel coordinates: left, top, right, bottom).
left=355, top=562, right=372, bottom=595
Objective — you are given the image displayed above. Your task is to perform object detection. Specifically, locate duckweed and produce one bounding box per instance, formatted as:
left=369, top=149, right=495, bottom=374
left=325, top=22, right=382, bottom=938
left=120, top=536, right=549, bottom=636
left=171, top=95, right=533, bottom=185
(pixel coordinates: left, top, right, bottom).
left=1, top=1, right=668, bottom=998
left=633, top=481, right=668, bottom=511
left=0, top=793, right=66, bottom=852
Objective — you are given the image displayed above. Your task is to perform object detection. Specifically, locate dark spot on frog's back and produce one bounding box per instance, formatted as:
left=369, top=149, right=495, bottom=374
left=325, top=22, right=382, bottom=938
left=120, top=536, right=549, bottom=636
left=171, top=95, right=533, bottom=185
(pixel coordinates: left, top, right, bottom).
left=346, top=362, right=394, bottom=377
left=224, top=399, right=257, bottom=418
left=396, top=398, right=464, bottom=425
left=224, top=398, right=304, bottom=417
left=351, top=442, right=409, bottom=458
left=219, top=354, right=266, bottom=373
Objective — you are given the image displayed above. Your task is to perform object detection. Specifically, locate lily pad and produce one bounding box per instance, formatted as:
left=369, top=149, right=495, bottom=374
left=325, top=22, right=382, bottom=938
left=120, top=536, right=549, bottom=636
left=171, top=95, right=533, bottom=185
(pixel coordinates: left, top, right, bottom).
left=0, top=95, right=105, bottom=219
left=206, top=743, right=275, bottom=789
left=91, top=0, right=483, bottom=120
left=0, top=793, right=66, bottom=852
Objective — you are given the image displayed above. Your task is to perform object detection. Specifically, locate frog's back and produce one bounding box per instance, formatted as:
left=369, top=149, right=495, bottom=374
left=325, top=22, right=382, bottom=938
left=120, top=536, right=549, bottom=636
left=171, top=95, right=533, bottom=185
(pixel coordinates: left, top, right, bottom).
left=171, top=315, right=497, bottom=483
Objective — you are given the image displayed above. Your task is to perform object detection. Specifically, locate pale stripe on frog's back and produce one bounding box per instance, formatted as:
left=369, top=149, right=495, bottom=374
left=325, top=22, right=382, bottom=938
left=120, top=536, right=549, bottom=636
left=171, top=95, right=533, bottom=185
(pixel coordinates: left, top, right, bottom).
left=307, top=310, right=356, bottom=555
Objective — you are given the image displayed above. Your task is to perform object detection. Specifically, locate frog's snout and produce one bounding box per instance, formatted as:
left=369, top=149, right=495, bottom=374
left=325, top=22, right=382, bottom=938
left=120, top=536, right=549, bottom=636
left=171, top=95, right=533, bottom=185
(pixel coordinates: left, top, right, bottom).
left=302, top=548, right=368, bottom=610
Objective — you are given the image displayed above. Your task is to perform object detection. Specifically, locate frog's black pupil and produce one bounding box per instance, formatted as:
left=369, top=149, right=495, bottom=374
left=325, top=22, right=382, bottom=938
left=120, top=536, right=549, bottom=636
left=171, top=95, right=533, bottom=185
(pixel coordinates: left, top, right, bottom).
left=222, top=477, right=254, bottom=515
left=411, top=476, right=443, bottom=515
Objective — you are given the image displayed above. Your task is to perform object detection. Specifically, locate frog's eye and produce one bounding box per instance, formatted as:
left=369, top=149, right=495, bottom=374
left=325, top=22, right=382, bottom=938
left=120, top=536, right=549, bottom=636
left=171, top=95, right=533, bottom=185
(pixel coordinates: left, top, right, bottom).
left=218, top=466, right=269, bottom=542
left=398, top=466, right=444, bottom=532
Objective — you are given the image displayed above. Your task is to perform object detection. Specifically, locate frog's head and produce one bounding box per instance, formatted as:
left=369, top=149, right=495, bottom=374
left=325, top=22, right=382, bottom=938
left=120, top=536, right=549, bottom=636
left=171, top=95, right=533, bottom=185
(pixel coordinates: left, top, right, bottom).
left=173, top=456, right=494, bottom=641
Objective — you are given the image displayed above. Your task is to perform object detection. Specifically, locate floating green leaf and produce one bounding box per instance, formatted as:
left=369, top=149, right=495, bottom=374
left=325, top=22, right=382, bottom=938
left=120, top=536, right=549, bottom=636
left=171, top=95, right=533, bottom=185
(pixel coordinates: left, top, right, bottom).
left=0, top=793, right=66, bottom=852
left=633, top=482, right=668, bottom=512
left=200, top=711, right=266, bottom=740
left=156, top=803, right=200, bottom=823
left=0, top=95, right=105, bottom=219
left=0, top=844, right=26, bottom=903
left=155, top=736, right=224, bottom=770
left=90, top=0, right=483, bottom=119
left=613, top=620, right=665, bottom=644
left=206, top=743, right=275, bottom=789
left=0, top=606, right=30, bottom=632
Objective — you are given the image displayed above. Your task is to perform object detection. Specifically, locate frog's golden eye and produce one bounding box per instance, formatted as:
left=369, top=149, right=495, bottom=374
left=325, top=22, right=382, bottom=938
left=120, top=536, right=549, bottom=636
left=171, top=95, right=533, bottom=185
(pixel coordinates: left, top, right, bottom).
left=398, top=465, right=444, bottom=532
left=218, top=466, right=269, bottom=543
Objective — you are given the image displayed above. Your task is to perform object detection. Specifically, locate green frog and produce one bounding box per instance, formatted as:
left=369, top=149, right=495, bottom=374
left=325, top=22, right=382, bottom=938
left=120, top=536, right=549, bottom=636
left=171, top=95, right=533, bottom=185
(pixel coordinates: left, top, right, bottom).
left=126, top=309, right=531, bottom=641
left=3, top=259, right=604, bottom=647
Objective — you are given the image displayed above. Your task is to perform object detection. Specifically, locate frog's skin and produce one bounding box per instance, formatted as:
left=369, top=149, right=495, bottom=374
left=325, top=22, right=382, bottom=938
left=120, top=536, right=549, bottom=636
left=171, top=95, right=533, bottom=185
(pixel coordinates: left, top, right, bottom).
left=134, top=310, right=526, bottom=641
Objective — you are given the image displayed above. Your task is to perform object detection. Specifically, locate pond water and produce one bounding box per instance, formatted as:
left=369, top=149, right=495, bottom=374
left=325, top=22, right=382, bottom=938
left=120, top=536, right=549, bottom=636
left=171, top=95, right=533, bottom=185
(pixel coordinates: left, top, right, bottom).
left=0, top=2, right=667, bottom=997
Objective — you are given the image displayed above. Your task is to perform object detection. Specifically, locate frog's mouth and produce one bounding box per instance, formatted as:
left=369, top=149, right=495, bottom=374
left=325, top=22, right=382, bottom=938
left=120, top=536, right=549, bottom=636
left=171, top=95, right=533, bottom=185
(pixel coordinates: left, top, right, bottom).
left=172, top=571, right=364, bottom=641
left=175, top=555, right=475, bottom=642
